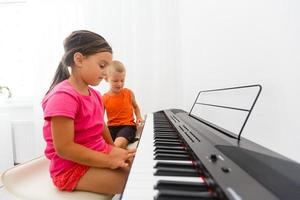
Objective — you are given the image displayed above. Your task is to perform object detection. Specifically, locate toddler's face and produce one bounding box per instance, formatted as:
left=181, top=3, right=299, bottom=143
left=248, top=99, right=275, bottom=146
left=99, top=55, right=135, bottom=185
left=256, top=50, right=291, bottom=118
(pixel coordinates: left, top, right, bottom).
left=108, top=71, right=125, bottom=93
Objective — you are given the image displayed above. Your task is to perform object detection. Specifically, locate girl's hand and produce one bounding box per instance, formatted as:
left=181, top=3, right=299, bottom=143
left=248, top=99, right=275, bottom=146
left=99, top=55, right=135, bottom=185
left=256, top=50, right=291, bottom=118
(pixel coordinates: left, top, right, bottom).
left=108, top=147, right=136, bottom=169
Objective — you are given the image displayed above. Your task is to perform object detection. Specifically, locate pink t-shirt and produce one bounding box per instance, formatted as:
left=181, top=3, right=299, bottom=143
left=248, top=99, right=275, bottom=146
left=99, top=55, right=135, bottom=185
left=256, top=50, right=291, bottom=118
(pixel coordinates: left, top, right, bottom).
left=42, top=80, right=110, bottom=178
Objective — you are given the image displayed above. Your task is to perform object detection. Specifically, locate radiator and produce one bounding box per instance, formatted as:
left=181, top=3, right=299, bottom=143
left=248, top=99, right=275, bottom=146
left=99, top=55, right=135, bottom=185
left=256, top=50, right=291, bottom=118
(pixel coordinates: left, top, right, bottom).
left=11, top=121, right=36, bottom=164
left=0, top=114, right=14, bottom=171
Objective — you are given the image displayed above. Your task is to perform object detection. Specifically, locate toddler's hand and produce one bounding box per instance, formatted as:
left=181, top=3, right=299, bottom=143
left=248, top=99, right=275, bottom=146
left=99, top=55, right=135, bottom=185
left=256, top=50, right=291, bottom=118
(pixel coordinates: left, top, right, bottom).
left=108, top=147, right=136, bottom=169
left=136, top=118, right=144, bottom=127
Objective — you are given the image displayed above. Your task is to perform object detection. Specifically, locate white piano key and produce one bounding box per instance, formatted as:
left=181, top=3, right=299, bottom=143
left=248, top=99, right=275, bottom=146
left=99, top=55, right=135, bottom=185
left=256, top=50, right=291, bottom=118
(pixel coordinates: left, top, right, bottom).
left=126, top=174, right=204, bottom=184
left=122, top=188, right=158, bottom=200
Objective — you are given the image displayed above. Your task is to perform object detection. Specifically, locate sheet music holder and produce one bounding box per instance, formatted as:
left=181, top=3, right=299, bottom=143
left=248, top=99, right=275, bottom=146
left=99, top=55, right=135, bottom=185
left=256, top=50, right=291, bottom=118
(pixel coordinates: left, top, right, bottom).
left=188, top=84, right=262, bottom=140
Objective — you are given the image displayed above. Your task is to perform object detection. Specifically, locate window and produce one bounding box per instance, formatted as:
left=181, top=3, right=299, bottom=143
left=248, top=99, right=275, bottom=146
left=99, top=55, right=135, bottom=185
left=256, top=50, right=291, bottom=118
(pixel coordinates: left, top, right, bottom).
left=0, top=1, right=33, bottom=99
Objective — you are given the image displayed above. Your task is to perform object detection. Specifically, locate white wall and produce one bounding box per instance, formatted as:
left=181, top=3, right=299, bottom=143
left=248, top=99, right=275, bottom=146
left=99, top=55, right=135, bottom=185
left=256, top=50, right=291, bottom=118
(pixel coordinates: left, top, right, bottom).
left=1, top=0, right=299, bottom=166
left=179, top=0, right=300, bottom=163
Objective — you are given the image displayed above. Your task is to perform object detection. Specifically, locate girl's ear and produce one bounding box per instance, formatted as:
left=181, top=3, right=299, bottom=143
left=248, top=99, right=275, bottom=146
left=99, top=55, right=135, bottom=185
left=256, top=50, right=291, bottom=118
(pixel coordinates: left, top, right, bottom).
left=73, top=52, right=84, bottom=67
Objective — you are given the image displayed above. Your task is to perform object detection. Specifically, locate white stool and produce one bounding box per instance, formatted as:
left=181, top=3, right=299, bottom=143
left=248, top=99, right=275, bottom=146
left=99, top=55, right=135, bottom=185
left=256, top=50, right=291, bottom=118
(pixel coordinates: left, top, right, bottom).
left=1, top=156, right=113, bottom=200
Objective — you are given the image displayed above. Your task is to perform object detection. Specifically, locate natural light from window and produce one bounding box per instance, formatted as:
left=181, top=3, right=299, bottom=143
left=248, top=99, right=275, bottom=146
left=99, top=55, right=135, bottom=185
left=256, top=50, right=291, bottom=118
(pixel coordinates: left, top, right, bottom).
left=0, top=1, right=34, bottom=100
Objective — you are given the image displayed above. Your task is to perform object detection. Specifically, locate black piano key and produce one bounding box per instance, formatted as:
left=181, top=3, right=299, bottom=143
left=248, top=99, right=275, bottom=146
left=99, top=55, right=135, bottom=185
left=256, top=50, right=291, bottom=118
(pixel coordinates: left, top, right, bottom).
left=154, top=180, right=208, bottom=192
left=154, top=153, right=190, bottom=160
left=154, top=124, right=171, bottom=126
left=153, top=139, right=181, bottom=144
left=153, top=120, right=169, bottom=123
left=154, top=167, right=199, bottom=177
left=154, top=137, right=179, bottom=141
left=154, top=123, right=172, bottom=125
left=154, top=120, right=169, bottom=122
left=154, top=141, right=181, bottom=146
left=154, top=130, right=178, bottom=134
left=154, top=149, right=188, bottom=155
left=154, top=138, right=181, bottom=143
left=154, top=135, right=179, bottom=139
left=154, top=135, right=177, bottom=138
left=154, top=127, right=173, bottom=130
left=154, top=135, right=178, bottom=139
left=154, top=146, right=186, bottom=151
left=155, top=190, right=216, bottom=200
left=154, top=124, right=171, bottom=127
left=154, top=161, right=195, bottom=169
left=154, top=128, right=174, bottom=132
left=154, top=122, right=171, bottom=124
left=154, top=130, right=176, bottom=133
left=154, top=124, right=172, bottom=128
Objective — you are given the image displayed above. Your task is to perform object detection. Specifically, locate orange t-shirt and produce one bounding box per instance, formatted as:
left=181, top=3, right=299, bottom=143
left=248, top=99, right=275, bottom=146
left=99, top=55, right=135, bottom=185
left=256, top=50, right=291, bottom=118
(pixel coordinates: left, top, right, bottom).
left=102, top=88, right=135, bottom=126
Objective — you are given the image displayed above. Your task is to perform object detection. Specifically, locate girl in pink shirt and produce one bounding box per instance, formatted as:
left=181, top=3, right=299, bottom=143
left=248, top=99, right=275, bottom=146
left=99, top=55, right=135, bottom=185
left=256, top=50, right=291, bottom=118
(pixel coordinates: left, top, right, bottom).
left=42, top=30, right=135, bottom=194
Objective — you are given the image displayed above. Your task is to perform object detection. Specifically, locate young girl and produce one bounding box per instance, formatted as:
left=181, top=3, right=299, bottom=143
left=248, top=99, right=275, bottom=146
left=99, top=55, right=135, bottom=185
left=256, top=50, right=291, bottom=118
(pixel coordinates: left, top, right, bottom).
left=42, top=30, right=135, bottom=195
left=103, top=60, right=143, bottom=149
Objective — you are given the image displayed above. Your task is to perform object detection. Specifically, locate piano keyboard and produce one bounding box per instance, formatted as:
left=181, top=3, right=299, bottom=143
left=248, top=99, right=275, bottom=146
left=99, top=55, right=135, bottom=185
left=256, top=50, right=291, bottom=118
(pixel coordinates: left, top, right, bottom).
left=121, top=110, right=300, bottom=200
left=121, top=112, right=217, bottom=200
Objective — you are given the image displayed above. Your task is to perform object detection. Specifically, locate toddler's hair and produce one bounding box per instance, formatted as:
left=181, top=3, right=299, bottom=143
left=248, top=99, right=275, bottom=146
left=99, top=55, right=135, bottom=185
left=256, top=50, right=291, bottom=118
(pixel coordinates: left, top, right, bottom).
left=108, top=60, right=126, bottom=76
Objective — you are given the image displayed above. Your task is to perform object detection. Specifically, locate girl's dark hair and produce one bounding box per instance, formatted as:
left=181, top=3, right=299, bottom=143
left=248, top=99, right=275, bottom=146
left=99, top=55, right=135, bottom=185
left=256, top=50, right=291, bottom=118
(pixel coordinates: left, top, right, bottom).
left=47, top=30, right=112, bottom=93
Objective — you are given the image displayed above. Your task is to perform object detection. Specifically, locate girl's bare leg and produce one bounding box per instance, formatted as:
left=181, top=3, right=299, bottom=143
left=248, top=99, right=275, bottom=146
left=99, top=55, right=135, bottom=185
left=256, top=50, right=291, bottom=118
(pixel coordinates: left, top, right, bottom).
left=75, top=166, right=129, bottom=194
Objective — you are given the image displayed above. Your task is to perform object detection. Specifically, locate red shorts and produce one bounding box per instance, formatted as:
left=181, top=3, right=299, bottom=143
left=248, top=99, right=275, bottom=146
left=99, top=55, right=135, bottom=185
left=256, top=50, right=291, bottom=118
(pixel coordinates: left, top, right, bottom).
left=52, top=164, right=89, bottom=191
left=52, top=145, right=113, bottom=191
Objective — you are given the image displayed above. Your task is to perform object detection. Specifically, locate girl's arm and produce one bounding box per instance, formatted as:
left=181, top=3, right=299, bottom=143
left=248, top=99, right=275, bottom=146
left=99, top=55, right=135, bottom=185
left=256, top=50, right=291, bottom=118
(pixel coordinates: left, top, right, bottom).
left=131, top=91, right=143, bottom=124
left=102, top=107, right=114, bottom=145
left=102, top=123, right=114, bottom=145
left=51, top=116, right=132, bottom=169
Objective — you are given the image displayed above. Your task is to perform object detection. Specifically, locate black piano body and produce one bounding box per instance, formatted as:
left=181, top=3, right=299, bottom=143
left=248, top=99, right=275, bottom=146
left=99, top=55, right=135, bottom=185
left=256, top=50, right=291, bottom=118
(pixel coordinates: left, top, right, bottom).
left=161, top=109, right=300, bottom=199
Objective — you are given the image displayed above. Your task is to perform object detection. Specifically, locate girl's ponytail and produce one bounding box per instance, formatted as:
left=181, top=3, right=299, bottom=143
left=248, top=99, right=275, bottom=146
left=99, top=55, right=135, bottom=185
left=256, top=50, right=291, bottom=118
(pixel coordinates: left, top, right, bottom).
left=46, top=61, right=70, bottom=94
